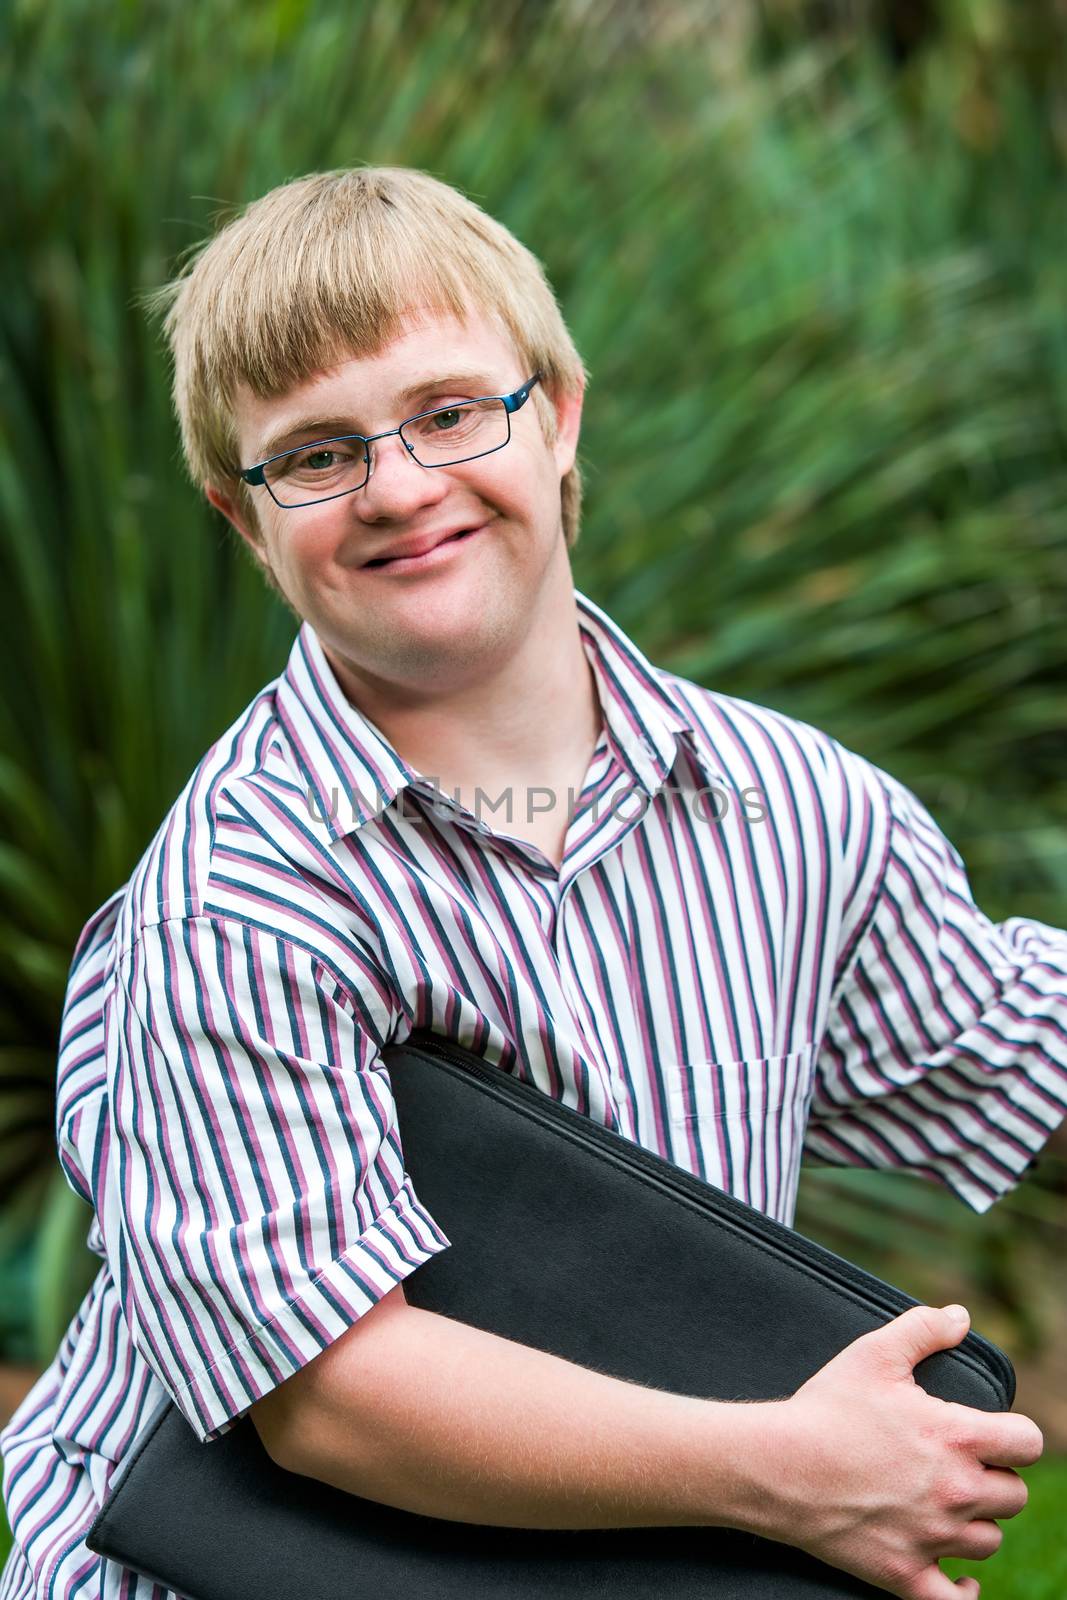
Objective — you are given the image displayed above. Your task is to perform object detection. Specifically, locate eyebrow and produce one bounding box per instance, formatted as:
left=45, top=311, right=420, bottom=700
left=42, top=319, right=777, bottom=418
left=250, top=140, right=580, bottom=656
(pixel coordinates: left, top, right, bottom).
left=252, top=370, right=501, bottom=462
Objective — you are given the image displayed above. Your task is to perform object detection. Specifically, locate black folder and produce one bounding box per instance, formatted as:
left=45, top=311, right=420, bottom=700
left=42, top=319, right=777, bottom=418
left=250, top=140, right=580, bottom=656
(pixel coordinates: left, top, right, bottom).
left=86, top=1030, right=1015, bottom=1598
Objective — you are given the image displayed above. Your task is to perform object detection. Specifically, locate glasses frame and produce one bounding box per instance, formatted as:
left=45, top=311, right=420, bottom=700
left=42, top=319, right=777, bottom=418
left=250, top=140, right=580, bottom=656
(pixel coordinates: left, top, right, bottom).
left=238, top=372, right=543, bottom=509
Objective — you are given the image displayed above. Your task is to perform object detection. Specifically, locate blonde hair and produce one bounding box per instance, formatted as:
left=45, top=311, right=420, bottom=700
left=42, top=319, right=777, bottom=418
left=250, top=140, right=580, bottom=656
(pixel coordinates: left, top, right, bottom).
left=143, top=167, right=588, bottom=556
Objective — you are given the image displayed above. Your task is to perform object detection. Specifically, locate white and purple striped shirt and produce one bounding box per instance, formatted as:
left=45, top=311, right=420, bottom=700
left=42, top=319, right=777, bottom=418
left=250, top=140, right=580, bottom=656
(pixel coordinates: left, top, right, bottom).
left=3, top=588, right=1066, bottom=1599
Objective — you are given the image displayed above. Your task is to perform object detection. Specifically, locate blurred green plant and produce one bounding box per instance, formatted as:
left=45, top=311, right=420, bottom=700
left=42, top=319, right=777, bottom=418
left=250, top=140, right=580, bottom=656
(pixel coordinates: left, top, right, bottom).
left=1, top=0, right=1064, bottom=1441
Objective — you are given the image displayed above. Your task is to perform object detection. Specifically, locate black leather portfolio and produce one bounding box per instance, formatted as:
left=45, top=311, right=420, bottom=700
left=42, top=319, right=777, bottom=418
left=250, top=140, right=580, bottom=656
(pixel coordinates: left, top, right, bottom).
left=86, top=1030, right=1016, bottom=1598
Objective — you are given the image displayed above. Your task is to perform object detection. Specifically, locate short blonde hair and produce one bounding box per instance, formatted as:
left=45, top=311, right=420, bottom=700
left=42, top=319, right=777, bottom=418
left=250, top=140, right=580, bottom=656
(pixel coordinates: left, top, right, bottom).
left=143, top=166, right=589, bottom=552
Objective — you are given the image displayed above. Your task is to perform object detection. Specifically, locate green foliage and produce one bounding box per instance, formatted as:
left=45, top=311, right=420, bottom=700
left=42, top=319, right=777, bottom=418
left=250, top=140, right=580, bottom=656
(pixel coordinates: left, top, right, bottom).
left=1, top=0, right=1064, bottom=1441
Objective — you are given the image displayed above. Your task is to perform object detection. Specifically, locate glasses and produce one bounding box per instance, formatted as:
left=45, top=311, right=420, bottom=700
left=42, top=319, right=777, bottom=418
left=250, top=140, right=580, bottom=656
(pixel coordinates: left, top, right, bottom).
left=239, top=373, right=543, bottom=509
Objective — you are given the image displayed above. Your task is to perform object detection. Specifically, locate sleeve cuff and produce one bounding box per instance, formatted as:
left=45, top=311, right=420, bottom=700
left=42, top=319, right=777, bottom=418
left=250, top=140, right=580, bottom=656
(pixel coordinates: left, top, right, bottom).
left=172, top=1185, right=451, bottom=1443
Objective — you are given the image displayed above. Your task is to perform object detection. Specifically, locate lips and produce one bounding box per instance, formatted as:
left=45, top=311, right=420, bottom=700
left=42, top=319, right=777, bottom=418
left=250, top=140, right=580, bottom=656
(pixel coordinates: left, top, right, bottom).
left=363, top=526, right=481, bottom=569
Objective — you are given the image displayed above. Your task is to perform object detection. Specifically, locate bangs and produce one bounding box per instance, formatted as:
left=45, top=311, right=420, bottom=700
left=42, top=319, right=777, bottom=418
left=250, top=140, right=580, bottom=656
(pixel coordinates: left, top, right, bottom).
left=202, top=188, right=519, bottom=402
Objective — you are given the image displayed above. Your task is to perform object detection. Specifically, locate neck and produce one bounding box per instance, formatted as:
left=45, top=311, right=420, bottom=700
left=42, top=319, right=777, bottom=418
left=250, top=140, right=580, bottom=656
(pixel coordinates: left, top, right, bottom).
left=324, top=578, right=604, bottom=815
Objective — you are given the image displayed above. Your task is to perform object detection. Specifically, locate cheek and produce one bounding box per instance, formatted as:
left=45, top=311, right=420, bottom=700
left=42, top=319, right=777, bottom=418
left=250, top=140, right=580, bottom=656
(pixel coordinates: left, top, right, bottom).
left=281, top=515, right=347, bottom=569
left=475, top=440, right=554, bottom=515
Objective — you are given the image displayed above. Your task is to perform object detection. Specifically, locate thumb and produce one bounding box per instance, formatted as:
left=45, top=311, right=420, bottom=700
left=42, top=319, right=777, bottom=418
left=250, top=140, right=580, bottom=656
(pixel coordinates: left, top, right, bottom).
left=866, top=1304, right=970, bottom=1379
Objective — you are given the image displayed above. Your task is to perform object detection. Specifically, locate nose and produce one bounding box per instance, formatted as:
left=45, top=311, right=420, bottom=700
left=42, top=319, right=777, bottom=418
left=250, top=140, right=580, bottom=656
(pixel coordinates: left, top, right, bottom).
left=355, top=430, right=449, bottom=522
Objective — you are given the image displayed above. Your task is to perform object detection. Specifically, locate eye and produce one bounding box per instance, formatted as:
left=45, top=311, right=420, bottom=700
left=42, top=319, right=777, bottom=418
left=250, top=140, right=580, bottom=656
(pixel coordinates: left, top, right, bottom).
left=429, top=408, right=464, bottom=431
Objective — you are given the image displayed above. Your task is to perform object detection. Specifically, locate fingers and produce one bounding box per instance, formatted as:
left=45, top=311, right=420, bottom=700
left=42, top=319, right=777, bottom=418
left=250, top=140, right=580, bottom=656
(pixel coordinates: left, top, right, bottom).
left=979, top=1417, right=1044, bottom=1470
left=955, top=1410, right=1045, bottom=1470
left=974, top=1465, right=1029, bottom=1522
left=908, top=1565, right=980, bottom=1599
left=946, top=1519, right=1003, bottom=1562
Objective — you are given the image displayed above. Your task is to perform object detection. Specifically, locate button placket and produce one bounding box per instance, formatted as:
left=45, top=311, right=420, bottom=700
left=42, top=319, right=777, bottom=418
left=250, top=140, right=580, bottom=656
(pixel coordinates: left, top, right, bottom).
left=554, top=875, right=630, bottom=1120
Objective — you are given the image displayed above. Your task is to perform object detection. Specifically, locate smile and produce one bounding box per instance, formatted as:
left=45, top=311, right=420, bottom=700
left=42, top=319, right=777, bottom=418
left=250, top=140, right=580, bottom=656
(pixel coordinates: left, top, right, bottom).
left=363, top=526, right=484, bottom=573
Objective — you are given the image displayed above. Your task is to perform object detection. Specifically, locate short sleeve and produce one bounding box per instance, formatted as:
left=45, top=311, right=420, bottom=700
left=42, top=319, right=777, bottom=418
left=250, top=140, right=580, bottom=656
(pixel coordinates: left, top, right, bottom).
left=101, top=914, right=451, bottom=1442
left=804, top=764, right=1067, bottom=1213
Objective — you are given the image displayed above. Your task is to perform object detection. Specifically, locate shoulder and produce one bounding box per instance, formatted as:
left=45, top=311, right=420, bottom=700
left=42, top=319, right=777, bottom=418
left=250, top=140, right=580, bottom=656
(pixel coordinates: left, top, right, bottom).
left=660, top=668, right=891, bottom=821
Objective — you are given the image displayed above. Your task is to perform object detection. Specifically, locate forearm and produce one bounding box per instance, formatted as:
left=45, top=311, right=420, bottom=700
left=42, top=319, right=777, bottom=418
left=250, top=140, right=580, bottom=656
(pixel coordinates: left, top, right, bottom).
left=283, top=1303, right=778, bottom=1531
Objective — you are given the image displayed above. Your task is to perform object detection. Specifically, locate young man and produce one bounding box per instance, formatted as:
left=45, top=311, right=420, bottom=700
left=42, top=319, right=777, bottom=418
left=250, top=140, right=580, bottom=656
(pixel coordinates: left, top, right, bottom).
left=2, top=166, right=1062, bottom=1600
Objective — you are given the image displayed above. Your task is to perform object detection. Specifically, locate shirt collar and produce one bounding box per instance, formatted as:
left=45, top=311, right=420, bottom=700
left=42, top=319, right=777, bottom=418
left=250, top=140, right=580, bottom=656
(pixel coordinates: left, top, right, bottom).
left=571, top=589, right=704, bottom=793
left=273, top=589, right=717, bottom=847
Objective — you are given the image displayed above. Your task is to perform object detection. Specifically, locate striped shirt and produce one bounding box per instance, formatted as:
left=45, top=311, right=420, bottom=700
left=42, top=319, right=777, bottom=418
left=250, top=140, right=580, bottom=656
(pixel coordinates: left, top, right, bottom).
left=3, top=587, right=1065, bottom=1600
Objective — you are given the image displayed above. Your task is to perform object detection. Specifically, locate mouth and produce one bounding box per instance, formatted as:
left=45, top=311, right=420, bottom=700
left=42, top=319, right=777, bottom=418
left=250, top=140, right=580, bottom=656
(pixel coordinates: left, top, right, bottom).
left=363, top=526, right=484, bottom=573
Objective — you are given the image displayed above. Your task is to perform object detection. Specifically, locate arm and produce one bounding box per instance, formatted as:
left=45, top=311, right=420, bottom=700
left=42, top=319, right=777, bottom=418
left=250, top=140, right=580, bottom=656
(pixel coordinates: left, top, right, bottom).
left=252, top=1281, right=763, bottom=1531
left=97, top=915, right=452, bottom=1443
left=101, top=911, right=1042, bottom=1599
left=252, top=1290, right=1042, bottom=1600
left=806, top=758, right=1067, bottom=1209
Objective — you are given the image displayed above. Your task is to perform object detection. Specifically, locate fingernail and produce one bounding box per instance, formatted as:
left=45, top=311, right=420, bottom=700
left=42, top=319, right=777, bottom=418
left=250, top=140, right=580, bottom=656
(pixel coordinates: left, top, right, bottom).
left=943, top=1304, right=968, bottom=1323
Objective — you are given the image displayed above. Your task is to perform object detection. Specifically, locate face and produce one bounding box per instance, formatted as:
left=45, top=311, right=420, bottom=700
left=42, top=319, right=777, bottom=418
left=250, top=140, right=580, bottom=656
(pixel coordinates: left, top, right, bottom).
left=207, top=309, right=583, bottom=702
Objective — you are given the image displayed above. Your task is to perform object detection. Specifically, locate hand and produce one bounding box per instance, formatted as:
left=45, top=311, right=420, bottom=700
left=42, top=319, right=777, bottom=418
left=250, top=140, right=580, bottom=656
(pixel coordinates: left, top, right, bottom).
left=752, top=1304, right=1043, bottom=1599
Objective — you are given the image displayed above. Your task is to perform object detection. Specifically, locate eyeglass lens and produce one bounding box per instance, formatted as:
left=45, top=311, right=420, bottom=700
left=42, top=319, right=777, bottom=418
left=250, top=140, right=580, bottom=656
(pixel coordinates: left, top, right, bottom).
left=263, top=398, right=510, bottom=506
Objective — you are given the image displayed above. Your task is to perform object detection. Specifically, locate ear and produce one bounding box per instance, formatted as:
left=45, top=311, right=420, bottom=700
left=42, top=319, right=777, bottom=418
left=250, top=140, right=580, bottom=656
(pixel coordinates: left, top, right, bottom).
left=550, top=376, right=584, bottom=479
left=205, top=484, right=269, bottom=567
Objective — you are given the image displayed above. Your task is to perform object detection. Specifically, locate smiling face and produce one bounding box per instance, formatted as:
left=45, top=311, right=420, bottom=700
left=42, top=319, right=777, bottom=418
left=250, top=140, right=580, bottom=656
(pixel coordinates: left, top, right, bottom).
left=207, top=308, right=584, bottom=703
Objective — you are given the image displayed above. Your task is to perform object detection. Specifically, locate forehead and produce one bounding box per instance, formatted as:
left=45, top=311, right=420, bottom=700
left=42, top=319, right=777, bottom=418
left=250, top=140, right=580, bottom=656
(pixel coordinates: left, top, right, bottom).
left=234, top=308, right=522, bottom=453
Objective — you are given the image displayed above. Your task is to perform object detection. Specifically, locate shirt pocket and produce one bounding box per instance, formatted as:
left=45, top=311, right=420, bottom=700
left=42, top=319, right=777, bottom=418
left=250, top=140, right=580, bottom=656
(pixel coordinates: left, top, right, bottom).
left=665, top=1044, right=815, bottom=1128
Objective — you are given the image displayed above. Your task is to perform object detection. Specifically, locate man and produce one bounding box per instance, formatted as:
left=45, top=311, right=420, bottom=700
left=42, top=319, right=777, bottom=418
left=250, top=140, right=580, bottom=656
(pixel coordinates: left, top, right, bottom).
left=2, top=166, right=1063, bottom=1600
